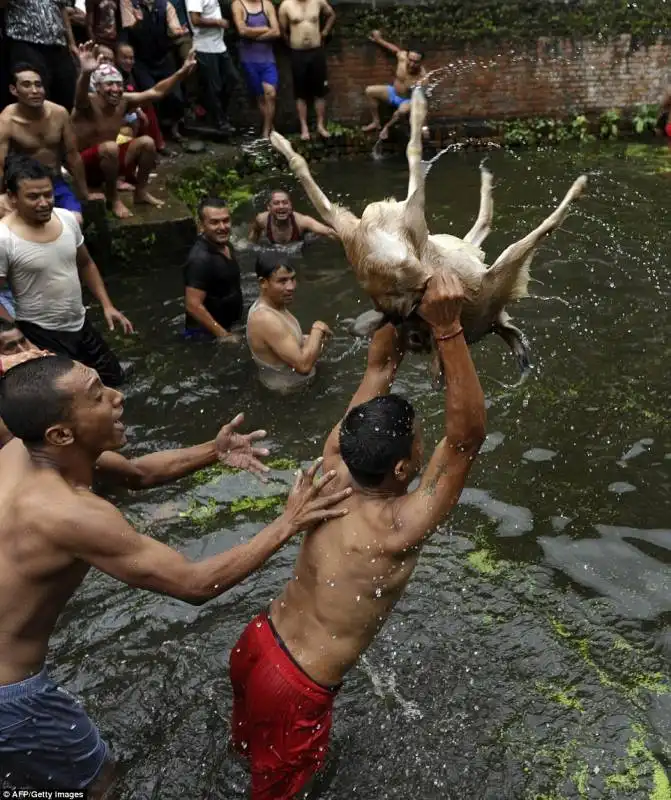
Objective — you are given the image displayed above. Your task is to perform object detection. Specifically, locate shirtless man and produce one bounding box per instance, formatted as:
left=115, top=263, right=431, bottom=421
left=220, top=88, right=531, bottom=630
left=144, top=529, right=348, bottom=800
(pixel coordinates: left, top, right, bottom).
left=0, top=64, right=88, bottom=223
left=0, top=354, right=350, bottom=797
left=249, top=189, right=336, bottom=245
left=246, top=252, right=331, bottom=393
left=363, top=30, right=426, bottom=140
left=278, top=0, right=336, bottom=140
left=230, top=272, right=486, bottom=798
left=72, top=41, right=197, bottom=218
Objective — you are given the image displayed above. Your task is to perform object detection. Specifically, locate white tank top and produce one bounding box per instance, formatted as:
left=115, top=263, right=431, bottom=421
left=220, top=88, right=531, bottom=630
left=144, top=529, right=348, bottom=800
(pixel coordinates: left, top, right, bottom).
left=246, top=299, right=316, bottom=393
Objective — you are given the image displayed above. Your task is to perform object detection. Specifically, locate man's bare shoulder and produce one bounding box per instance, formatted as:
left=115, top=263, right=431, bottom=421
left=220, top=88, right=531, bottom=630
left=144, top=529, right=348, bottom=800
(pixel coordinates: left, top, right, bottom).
left=255, top=210, right=269, bottom=225
left=45, top=101, right=69, bottom=121
left=0, top=104, right=18, bottom=124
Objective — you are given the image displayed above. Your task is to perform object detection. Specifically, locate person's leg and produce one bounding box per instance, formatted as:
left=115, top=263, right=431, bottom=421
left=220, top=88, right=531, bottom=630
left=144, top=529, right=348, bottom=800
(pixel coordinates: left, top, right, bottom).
left=46, top=44, right=77, bottom=111
left=75, top=314, right=125, bottom=387
left=379, top=99, right=411, bottom=140
left=122, top=135, right=163, bottom=208
left=290, top=50, right=311, bottom=140
left=362, top=85, right=390, bottom=132
left=218, top=52, right=239, bottom=130
left=311, top=48, right=329, bottom=138
left=52, top=177, right=83, bottom=226
left=96, top=140, right=131, bottom=218
left=315, top=97, right=328, bottom=138
left=15, top=320, right=80, bottom=359
left=197, top=51, right=226, bottom=128
left=261, top=80, right=276, bottom=139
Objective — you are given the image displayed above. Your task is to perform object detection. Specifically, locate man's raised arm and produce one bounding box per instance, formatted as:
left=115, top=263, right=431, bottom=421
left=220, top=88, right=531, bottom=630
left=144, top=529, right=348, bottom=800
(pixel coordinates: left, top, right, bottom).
left=389, top=273, right=486, bottom=551
left=125, top=51, right=197, bottom=109
left=368, top=29, right=402, bottom=56
left=58, top=459, right=351, bottom=605
left=322, top=321, right=405, bottom=470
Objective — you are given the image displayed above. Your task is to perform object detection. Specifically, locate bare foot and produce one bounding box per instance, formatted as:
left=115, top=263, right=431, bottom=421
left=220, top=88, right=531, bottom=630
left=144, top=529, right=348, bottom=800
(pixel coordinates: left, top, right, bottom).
left=134, top=190, right=165, bottom=208
left=317, top=125, right=331, bottom=139
left=362, top=121, right=380, bottom=133
left=300, top=130, right=311, bottom=141
left=89, top=191, right=105, bottom=201
left=111, top=199, right=133, bottom=219
left=379, top=127, right=390, bottom=141
left=117, top=180, right=134, bottom=192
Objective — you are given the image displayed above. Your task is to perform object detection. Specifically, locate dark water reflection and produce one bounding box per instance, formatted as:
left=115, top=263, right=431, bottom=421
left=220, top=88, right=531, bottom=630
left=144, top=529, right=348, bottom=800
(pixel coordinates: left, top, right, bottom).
left=55, top=143, right=670, bottom=798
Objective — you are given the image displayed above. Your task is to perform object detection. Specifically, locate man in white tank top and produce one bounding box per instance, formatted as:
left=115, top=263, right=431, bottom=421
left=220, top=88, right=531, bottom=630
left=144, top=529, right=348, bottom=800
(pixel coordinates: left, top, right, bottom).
left=246, top=251, right=331, bottom=393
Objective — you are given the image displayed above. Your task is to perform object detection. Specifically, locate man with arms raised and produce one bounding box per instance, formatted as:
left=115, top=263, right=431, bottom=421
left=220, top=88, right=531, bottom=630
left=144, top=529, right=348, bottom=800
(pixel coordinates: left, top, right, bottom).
left=278, top=0, right=335, bottom=141
left=0, top=354, right=350, bottom=797
left=246, top=251, right=331, bottom=393
left=363, top=30, right=426, bottom=140
left=72, top=42, right=197, bottom=218
left=249, top=188, right=336, bottom=245
left=0, top=156, right=133, bottom=387
left=230, top=272, right=486, bottom=799
left=0, top=64, right=88, bottom=223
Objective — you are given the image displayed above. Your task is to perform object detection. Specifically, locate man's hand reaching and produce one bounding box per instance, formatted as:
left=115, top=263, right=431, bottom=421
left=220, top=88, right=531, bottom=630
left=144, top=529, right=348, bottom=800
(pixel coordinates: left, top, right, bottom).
left=282, top=457, right=351, bottom=533
left=366, top=321, right=405, bottom=372
left=215, top=413, right=271, bottom=479
left=417, top=271, right=465, bottom=339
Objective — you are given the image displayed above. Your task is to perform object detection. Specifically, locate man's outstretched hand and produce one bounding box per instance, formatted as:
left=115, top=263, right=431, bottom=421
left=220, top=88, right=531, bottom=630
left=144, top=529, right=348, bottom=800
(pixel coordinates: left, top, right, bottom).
left=215, top=413, right=271, bottom=479
left=283, top=457, right=351, bottom=533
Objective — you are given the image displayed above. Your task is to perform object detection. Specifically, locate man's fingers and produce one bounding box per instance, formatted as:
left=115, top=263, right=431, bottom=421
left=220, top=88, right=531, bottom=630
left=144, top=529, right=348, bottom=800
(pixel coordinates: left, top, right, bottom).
left=312, top=469, right=338, bottom=493
left=312, top=486, right=352, bottom=507
left=226, top=412, right=245, bottom=431
left=304, top=507, right=349, bottom=526
left=251, top=447, right=270, bottom=459
left=292, top=468, right=304, bottom=493
left=304, top=457, right=324, bottom=483
left=246, top=429, right=267, bottom=442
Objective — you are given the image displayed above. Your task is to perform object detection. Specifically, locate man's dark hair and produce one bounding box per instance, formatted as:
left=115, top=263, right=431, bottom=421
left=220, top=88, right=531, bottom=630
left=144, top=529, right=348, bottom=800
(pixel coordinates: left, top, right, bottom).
left=10, top=63, right=44, bottom=86
left=4, top=155, right=54, bottom=195
left=197, top=196, right=228, bottom=221
left=269, top=189, right=290, bottom=201
left=255, top=251, right=293, bottom=279
left=407, top=44, right=425, bottom=60
left=0, top=319, right=18, bottom=334
left=0, top=356, right=76, bottom=444
left=339, top=394, right=415, bottom=487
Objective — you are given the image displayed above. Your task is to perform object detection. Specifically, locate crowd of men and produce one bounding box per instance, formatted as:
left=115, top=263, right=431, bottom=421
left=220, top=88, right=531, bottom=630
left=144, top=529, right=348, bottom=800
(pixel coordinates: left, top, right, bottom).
left=0, top=4, right=483, bottom=799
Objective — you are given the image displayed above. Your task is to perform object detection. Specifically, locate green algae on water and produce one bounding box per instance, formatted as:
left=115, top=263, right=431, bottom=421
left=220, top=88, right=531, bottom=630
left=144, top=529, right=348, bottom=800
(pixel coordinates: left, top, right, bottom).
left=179, top=496, right=219, bottom=526
left=535, top=680, right=585, bottom=713
left=228, top=495, right=285, bottom=514
left=466, top=547, right=506, bottom=575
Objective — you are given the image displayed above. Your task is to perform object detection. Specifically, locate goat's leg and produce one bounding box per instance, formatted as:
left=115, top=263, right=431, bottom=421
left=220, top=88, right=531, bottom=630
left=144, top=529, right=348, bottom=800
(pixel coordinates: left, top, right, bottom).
left=483, top=174, right=587, bottom=303
left=403, top=88, right=430, bottom=250
left=463, top=161, right=494, bottom=247
left=269, top=132, right=343, bottom=230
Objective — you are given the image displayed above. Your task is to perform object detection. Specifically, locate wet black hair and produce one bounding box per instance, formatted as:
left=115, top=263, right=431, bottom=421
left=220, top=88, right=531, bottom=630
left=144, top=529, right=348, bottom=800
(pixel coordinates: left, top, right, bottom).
left=269, top=188, right=290, bottom=201
left=4, top=155, right=54, bottom=194
left=197, top=196, right=228, bottom=221
left=0, top=355, right=75, bottom=444
left=10, top=63, right=44, bottom=86
left=339, top=394, right=415, bottom=487
left=407, top=43, right=425, bottom=60
left=255, top=251, right=294, bottom=279
left=0, top=320, right=18, bottom=334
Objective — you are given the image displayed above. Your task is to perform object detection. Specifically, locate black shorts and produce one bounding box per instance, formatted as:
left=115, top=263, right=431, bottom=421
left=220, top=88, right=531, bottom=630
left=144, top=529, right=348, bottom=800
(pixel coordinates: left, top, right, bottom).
left=16, top=315, right=125, bottom=388
left=290, top=46, right=328, bottom=102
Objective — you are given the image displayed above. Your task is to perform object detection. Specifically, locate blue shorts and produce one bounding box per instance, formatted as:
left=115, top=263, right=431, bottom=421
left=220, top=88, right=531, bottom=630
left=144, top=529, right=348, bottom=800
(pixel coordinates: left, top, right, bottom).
left=0, top=289, right=15, bottom=317
left=242, top=61, right=278, bottom=97
left=387, top=85, right=411, bottom=110
left=53, top=177, right=82, bottom=216
left=0, top=668, right=108, bottom=790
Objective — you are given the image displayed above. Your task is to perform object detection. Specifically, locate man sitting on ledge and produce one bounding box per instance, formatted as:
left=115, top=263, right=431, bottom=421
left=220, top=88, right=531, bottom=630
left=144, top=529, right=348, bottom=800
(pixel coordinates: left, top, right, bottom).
left=246, top=252, right=331, bottom=393
left=71, top=42, right=197, bottom=219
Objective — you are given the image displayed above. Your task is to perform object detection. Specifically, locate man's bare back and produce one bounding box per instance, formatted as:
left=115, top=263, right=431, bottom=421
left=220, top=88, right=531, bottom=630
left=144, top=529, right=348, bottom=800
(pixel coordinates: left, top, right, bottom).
left=0, top=439, right=92, bottom=684
left=281, top=0, right=324, bottom=49
left=0, top=102, right=69, bottom=172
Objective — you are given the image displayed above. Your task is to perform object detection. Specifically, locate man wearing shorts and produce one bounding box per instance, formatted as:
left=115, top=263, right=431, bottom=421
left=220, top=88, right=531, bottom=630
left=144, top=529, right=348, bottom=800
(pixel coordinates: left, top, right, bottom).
left=232, top=0, right=280, bottom=139
left=0, top=156, right=133, bottom=387
left=363, top=30, right=426, bottom=140
left=0, top=350, right=350, bottom=796
left=230, top=273, right=486, bottom=798
left=72, top=42, right=196, bottom=218
left=278, top=0, right=335, bottom=140
left=0, top=64, right=88, bottom=224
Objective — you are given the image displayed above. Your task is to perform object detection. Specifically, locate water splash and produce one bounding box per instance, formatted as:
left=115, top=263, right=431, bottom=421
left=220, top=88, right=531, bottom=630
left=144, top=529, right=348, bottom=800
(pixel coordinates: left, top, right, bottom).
left=359, top=654, right=424, bottom=721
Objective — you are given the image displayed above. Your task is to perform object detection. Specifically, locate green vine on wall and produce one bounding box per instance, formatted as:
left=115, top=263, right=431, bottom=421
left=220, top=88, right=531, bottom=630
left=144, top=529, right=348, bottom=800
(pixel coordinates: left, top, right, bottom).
left=337, top=0, right=671, bottom=46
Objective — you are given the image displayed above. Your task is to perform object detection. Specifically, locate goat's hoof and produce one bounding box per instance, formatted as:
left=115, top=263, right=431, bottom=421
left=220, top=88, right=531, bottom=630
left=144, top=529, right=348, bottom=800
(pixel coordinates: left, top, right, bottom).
left=570, top=175, right=588, bottom=199
left=269, top=131, right=295, bottom=159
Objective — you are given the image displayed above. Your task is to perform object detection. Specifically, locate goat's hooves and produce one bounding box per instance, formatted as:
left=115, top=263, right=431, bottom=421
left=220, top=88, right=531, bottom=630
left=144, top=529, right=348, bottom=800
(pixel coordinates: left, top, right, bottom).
left=269, top=131, right=295, bottom=158
left=479, top=158, right=493, bottom=178
left=570, top=174, right=588, bottom=198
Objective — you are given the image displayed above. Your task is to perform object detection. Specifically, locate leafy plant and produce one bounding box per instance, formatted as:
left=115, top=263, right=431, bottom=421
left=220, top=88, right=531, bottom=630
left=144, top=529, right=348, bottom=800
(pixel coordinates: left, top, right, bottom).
left=171, top=164, right=255, bottom=214
left=632, top=103, right=660, bottom=135
left=569, top=114, right=594, bottom=143
left=599, top=109, right=620, bottom=139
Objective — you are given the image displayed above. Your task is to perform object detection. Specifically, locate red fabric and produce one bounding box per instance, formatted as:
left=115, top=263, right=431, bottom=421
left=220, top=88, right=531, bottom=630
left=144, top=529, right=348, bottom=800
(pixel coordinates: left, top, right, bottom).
left=230, top=613, right=337, bottom=800
left=140, top=104, right=165, bottom=151
left=80, top=141, right=135, bottom=187
left=665, top=121, right=671, bottom=138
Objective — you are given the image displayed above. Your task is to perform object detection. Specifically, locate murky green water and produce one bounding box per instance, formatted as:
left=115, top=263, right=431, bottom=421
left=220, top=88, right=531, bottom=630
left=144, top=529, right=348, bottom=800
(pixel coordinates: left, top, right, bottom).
left=56, top=142, right=670, bottom=799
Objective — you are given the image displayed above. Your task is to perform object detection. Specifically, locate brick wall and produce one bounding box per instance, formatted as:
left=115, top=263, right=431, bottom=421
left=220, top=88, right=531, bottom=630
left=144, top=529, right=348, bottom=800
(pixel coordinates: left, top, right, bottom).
left=229, top=34, right=671, bottom=132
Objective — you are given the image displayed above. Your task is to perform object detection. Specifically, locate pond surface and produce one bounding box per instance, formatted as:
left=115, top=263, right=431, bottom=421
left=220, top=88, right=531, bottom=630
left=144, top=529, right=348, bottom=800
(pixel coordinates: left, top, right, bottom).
left=55, top=142, right=670, bottom=799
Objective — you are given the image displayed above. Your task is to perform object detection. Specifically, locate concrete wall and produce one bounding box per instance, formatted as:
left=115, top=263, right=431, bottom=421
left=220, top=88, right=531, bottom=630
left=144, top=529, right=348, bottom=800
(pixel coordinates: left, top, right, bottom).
left=228, top=34, right=671, bottom=131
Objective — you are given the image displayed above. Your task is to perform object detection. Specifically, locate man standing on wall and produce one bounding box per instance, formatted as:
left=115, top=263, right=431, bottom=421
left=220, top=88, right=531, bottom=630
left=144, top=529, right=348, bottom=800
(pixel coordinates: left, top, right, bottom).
left=278, top=0, right=335, bottom=141
left=0, top=64, right=89, bottom=224
left=187, top=0, right=239, bottom=135
left=362, top=30, right=426, bottom=140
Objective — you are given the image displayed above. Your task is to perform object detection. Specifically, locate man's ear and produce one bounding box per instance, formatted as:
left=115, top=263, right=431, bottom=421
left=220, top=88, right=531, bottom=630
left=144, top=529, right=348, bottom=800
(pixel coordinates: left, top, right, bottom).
left=44, top=423, right=75, bottom=448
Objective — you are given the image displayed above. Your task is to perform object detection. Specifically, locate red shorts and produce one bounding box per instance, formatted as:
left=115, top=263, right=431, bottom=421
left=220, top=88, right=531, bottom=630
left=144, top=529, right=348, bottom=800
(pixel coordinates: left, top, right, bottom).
left=79, top=141, right=135, bottom=187
left=230, top=613, right=339, bottom=800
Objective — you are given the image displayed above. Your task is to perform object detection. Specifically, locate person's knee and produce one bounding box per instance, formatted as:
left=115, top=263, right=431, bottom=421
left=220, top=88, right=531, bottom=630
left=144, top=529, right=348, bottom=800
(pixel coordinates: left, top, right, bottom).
left=263, top=84, right=277, bottom=101
left=98, top=141, right=119, bottom=159
left=137, top=135, right=156, bottom=153
left=365, top=85, right=376, bottom=98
